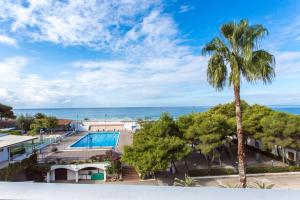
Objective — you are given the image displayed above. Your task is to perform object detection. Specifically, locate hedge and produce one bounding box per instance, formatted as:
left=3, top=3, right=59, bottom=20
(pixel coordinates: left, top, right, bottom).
left=188, top=166, right=300, bottom=177
left=10, top=146, right=26, bottom=157
left=188, top=168, right=236, bottom=177
left=246, top=166, right=300, bottom=174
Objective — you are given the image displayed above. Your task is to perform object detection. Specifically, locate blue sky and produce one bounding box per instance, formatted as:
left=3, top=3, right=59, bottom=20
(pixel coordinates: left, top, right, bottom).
left=0, top=0, right=300, bottom=108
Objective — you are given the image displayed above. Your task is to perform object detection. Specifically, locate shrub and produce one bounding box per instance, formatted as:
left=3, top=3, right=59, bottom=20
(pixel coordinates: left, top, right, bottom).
left=0, top=153, right=38, bottom=181
left=106, top=160, right=122, bottom=178
left=10, top=146, right=26, bottom=157
left=188, top=168, right=236, bottom=177
left=51, top=147, right=58, bottom=153
left=246, top=166, right=300, bottom=174
left=0, top=130, right=22, bottom=135
left=25, top=164, right=50, bottom=182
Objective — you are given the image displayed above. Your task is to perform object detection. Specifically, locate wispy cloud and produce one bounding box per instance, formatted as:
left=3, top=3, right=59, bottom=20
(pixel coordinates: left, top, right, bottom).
left=0, top=0, right=161, bottom=50
left=179, top=5, right=194, bottom=13
left=0, top=35, right=17, bottom=47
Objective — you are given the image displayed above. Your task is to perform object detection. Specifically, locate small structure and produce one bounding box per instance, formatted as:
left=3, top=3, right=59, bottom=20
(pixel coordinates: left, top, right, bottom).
left=47, top=162, right=109, bottom=183
left=0, top=134, right=37, bottom=169
left=55, top=119, right=73, bottom=131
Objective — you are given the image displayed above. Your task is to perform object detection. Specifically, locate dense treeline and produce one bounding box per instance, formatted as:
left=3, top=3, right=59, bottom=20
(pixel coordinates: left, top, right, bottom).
left=122, top=101, right=300, bottom=177
left=16, top=113, right=58, bottom=135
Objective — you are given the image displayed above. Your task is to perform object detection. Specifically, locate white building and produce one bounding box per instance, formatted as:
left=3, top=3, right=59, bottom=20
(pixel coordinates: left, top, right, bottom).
left=47, top=162, right=109, bottom=183
left=0, top=134, right=37, bottom=169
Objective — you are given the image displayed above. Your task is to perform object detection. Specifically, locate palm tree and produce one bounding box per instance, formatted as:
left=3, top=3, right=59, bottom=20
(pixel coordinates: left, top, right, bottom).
left=202, top=19, right=275, bottom=187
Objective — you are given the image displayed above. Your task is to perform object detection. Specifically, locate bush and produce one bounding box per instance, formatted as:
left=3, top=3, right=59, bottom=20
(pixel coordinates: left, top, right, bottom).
left=246, top=166, right=300, bottom=174
left=188, top=168, right=236, bottom=177
left=25, top=164, right=50, bottom=182
left=0, top=130, right=22, bottom=135
left=0, top=153, right=38, bottom=181
left=51, top=147, right=58, bottom=153
left=10, top=146, right=26, bottom=157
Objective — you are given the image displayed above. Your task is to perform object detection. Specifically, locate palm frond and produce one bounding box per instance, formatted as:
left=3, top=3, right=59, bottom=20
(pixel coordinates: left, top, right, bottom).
left=249, top=181, right=275, bottom=189
left=173, top=174, right=198, bottom=187
left=207, top=54, right=227, bottom=90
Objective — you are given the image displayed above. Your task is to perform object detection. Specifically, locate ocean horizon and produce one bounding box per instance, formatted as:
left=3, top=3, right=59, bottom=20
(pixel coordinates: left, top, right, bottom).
left=13, top=106, right=300, bottom=120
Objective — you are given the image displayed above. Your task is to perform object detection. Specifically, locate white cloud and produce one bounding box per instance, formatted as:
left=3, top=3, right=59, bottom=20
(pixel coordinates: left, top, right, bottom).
left=179, top=5, right=194, bottom=13
left=0, top=0, right=161, bottom=50
left=0, top=35, right=17, bottom=47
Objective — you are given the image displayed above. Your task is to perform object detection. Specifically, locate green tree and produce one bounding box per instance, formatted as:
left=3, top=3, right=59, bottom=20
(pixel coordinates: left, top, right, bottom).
left=44, top=116, right=58, bottom=133
left=34, top=113, right=46, bottom=119
left=29, top=118, right=47, bottom=135
left=197, top=114, right=229, bottom=169
left=16, top=114, right=34, bottom=131
left=0, top=103, right=15, bottom=119
left=260, top=112, right=300, bottom=163
left=202, top=19, right=275, bottom=187
left=122, top=113, right=190, bottom=178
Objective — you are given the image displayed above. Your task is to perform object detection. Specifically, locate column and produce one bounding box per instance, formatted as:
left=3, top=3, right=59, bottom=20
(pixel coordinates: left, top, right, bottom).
left=75, top=171, right=79, bottom=183
left=7, top=147, right=11, bottom=163
left=103, top=169, right=106, bottom=181
left=46, top=172, right=50, bottom=183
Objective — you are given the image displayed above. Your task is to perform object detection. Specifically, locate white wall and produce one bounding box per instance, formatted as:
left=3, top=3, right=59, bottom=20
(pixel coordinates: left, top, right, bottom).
left=0, top=147, right=9, bottom=162
left=67, top=170, right=76, bottom=181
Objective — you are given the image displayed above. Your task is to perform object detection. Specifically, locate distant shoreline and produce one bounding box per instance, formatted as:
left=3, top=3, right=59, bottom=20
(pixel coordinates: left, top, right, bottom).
left=12, top=106, right=300, bottom=121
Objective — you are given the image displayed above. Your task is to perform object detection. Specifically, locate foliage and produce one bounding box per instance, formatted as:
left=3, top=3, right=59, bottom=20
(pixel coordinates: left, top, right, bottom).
left=197, top=114, right=229, bottom=168
left=188, top=168, right=236, bottom=177
left=259, top=112, right=300, bottom=150
left=51, top=147, right=58, bottom=152
left=34, top=113, right=47, bottom=119
left=0, top=153, right=38, bottom=181
left=0, top=130, right=22, bottom=135
left=173, top=174, right=198, bottom=187
left=250, top=181, right=275, bottom=189
left=219, top=181, right=275, bottom=189
left=246, top=166, right=300, bottom=174
left=10, top=146, right=26, bottom=157
left=106, top=160, right=122, bottom=176
left=122, top=113, right=190, bottom=177
left=202, top=19, right=275, bottom=187
left=25, top=164, right=50, bottom=182
left=28, top=115, right=58, bottom=135
left=0, top=103, right=15, bottom=119
left=16, top=114, right=34, bottom=131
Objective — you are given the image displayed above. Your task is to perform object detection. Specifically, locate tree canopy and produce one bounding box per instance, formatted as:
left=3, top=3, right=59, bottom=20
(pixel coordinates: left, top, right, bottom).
left=0, top=103, right=15, bottom=119
left=122, top=113, right=190, bottom=177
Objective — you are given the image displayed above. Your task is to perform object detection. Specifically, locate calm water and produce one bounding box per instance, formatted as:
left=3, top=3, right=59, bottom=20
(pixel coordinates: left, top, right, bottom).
left=13, top=106, right=300, bottom=120
left=70, top=132, right=119, bottom=148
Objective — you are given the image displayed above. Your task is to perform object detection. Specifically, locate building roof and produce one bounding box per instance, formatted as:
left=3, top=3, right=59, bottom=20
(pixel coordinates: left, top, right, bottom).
left=0, top=135, right=37, bottom=148
left=57, top=119, right=73, bottom=126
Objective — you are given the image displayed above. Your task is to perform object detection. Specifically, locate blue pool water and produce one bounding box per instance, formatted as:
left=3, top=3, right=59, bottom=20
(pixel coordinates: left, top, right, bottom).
left=70, top=132, right=119, bottom=148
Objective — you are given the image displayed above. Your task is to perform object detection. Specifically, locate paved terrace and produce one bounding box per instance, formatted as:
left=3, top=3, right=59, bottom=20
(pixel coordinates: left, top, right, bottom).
left=39, top=131, right=132, bottom=161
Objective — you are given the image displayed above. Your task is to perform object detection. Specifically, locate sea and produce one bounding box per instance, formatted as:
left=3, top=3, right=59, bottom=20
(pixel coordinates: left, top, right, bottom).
left=13, top=106, right=300, bottom=120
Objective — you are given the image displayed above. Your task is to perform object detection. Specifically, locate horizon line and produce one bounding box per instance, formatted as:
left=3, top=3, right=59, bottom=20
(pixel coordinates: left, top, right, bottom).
left=13, top=104, right=300, bottom=110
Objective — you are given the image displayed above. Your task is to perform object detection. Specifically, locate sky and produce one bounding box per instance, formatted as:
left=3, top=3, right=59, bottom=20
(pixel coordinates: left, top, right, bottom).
left=0, top=0, right=300, bottom=108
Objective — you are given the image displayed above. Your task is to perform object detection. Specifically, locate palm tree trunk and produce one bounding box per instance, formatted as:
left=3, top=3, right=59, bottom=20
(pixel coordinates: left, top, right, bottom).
left=234, top=85, right=247, bottom=188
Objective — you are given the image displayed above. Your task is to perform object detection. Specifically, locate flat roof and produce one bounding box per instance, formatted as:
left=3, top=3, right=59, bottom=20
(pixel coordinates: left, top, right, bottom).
left=0, top=182, right=298, bottom=200
left=0, top=135, right=37, bottom=148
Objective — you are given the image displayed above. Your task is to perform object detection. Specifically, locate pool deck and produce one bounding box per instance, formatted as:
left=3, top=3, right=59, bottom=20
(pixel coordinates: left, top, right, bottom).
left=39, top=131, right=132, bottom=161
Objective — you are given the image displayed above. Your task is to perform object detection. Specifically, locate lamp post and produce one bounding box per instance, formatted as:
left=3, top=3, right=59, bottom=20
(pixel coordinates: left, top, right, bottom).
left=105, top=114, right=107, bottom=131
left=76, top=114, right=79, bottom=133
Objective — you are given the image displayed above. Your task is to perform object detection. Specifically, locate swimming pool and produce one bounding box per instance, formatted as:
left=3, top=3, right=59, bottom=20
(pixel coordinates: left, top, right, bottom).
left=70, top=132, right=120, bottom=148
